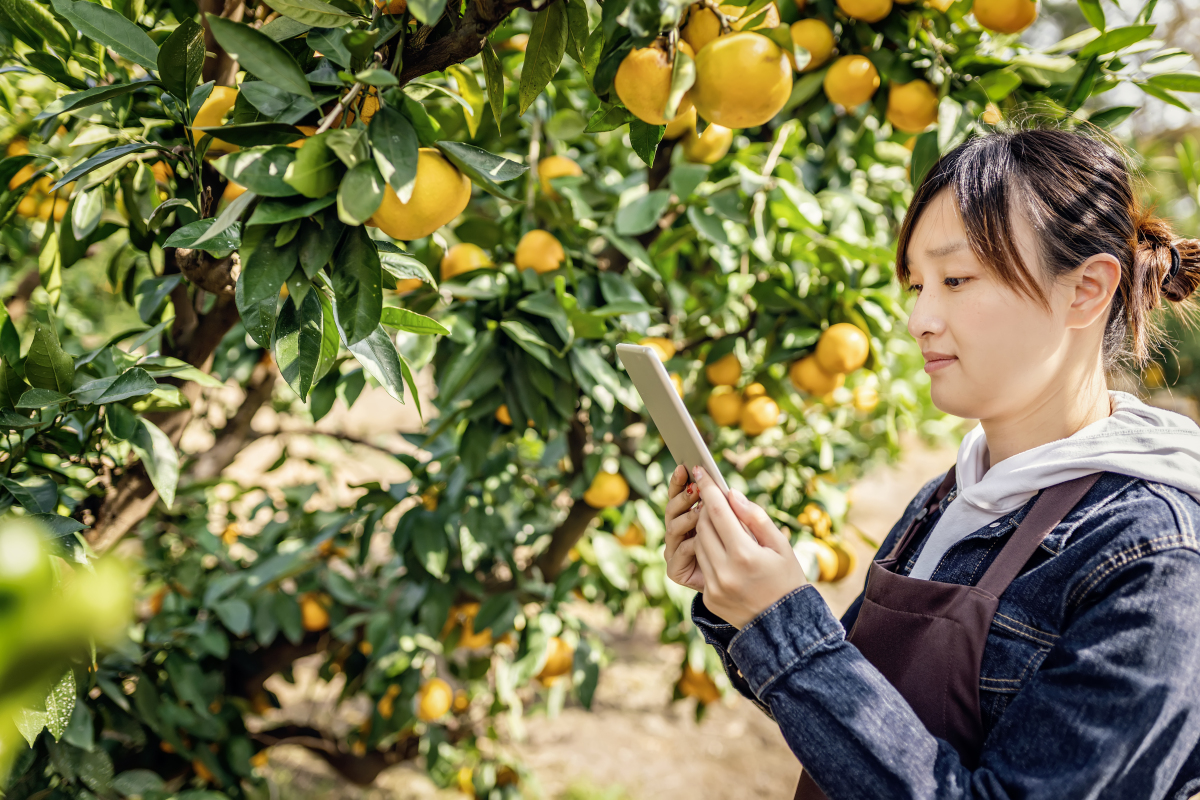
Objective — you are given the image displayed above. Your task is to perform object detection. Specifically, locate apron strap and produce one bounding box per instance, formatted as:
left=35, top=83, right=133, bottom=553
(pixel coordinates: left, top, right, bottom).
left=885, top=464, right=958, bottom=561
left=975, top=472, right=1102, bottom=596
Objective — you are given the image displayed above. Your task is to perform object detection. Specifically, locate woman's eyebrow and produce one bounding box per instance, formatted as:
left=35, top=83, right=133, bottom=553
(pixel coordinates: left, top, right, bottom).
left=904, top=239, right=969, bottom=268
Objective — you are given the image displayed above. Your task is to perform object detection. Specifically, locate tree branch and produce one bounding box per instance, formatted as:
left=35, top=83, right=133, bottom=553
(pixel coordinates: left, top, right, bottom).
left=397, top=0, right=541, bottom=86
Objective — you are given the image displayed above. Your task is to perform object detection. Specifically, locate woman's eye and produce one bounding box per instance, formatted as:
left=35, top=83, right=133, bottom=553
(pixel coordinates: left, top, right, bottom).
left=906, top=284, right=921, bottom=294
left=945, top=277, right=969, bottom=288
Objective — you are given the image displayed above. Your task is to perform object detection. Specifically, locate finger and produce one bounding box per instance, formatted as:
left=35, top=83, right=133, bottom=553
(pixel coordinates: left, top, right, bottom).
left=666, top=503, right=701, bottom=545
left=693, top=514, right=717, bottom=586
left=667, top=463, right=688, bottom=500
left=729, top=490, right=791, bottom=553
left=690, top=466, right=749, bottom=554
left=672, top=536, right=705, bottom=591
left=696, top=502, right=726, bottom=561
left=666, top=481, right=699, bottom=519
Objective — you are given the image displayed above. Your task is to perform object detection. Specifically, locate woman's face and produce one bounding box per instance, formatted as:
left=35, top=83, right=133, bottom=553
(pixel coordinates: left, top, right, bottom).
left=903, top=187, right=1092, bottom=421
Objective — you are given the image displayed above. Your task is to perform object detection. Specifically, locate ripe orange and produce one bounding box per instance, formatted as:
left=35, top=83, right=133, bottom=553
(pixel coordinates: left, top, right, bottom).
left=614, top=41, right=696, bottom=126
left=823, top=55, right=881, bottom=108
left=815, top=323, right=870, bottom=374
left=416, top=677, right=453, bottom=721
left=691, top=32, right=792, bottom=128
left=705, top=352, right=742, bottom=385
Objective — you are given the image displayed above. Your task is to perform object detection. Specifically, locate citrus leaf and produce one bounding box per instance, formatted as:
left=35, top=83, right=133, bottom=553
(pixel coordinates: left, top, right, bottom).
left=248, top=194, right=335, bottom=225
left=369, top=105, right=419, bottom=201
left=213, top=147, right=300, bottom=197
left=206, top=15, right=314, bottom=99
left=615, top=189, right=671, bottom=236
left=130, top=417, right=178, bottom=509
left=331, top=225, right=383, bottom=346
left=345, top=324, right=407, bottom=404
left=44, top=669, right=75, bottom=742
left=0, top=0, right=72, bottom=55
left=283, top=131, right=344, bottom=198
left=447, top=64, right=486, bottom=138
left=380, top=307, right=450, bottom=335
left=163, top=219, right=242, bottom=256
left=195, top=122, right=306, bottom=147
left=481, top=42, right=505, bottom=129
left=518, top=0, right=568, bottom=115
left=336, top=161, right=384, bottom=225
left=1077, top=23, right=1155, bottom=57
left=407, top=0, right=446, bottom=25
left=50, top=0, right=157, bottom=69
left=190, top=189, right=256, bottom=249
left=267, top=0, right=357, bottom=27
left=629, top=119, right=664, bottom=167
left=157, top=17, right=205, bottom=101
left=664, top=45, right=695, bottom=120
left=434, top=141, right=527, bottom=201
left=35, top=81, right=157, bottom=121
left=52, top=142, right=165, bottom=192
left=236, top=235, right=299, bottom=347
left=24, top=323, right=74, bottom=393
left=272, top=291, right=324, bottom=400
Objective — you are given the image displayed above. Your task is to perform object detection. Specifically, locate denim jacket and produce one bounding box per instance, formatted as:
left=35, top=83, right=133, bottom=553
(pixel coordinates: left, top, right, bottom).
left=692, top=469, right=1200, bottom=799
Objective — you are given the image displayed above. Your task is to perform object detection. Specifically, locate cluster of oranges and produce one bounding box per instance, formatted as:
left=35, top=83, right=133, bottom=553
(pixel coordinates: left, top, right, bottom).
left=7, top=138, right=71, bottom=222
left=787, top=322, right=877, bottom=412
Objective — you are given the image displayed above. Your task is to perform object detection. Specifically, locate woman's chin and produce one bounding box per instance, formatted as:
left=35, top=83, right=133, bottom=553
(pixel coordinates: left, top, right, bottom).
left=929, top=383, right=981, bottom=420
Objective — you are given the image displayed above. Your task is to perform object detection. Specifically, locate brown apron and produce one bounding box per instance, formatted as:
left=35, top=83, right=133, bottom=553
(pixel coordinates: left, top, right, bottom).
left=794, top=464, right=1102, bottom=799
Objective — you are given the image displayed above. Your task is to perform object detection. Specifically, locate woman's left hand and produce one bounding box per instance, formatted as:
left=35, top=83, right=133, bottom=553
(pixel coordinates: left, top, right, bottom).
left=691, top=465, right=809, bottom=629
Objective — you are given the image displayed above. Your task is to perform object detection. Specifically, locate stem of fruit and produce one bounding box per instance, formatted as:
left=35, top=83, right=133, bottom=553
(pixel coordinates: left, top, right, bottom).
left=699, top=0, right=734, bottom=34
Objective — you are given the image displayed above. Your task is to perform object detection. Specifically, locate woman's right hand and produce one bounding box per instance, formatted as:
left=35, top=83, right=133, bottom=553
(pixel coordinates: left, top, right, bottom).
left=664, top=464, right=705, bottom=592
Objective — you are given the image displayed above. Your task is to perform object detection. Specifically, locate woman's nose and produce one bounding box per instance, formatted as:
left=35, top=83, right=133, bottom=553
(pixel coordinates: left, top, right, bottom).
left=906, top=293, right=945, bottom=340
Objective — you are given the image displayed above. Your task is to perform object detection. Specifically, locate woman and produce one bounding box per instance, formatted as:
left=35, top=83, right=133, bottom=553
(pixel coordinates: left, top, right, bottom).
left=663, top=125, right=1200, bottom=799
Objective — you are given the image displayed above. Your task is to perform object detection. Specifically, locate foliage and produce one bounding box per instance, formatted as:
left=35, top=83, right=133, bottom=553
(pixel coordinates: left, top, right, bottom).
left=0, top=0, right=1190, bottom=793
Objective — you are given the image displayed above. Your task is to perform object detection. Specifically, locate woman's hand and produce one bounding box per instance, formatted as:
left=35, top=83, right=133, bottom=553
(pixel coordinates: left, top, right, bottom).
left=691, top=465, right=809, bottom=629
left=664, top=464, right=705, bottom=592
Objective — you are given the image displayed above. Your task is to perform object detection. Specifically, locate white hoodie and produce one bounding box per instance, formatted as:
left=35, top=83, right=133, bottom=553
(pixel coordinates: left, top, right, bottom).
left=908, top=389, right=1200, bottom=580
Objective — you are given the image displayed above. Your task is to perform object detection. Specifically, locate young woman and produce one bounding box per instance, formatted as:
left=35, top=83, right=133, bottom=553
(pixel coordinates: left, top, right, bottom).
left=663, top=125, right=1200, bottom=799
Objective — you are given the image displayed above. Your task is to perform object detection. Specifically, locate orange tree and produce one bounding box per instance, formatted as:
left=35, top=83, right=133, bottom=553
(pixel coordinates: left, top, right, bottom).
left=0, top=0, right=1190, bottom=793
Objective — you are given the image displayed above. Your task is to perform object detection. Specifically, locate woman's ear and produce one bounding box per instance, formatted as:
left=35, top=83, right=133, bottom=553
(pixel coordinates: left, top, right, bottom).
left=1065, top=253, right=1121, bottom=331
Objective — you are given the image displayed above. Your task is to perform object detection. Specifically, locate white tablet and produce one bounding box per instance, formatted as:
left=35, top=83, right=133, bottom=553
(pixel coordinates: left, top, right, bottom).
left=615, top=343, right=731, bottom=494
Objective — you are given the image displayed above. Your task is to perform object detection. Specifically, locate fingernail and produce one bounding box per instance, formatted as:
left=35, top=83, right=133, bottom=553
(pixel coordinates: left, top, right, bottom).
left=693, top=466, right=702, bottom=479
left=686, top=484, right=693, bottom=494
left=731, top=489, right=746, bottom=506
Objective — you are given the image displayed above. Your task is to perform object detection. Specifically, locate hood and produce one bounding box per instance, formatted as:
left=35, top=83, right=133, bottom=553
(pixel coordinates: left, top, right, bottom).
left=907, top=390, right=1200, bottom=581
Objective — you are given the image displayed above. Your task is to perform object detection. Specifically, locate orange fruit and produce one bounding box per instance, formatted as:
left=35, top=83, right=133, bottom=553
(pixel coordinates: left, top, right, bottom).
left=369, top=148, right=471, bottom=241
left=416, top=677, right=453, bottom=721
left=789, top=355, right=844, bottom=395
left=972, top=0, right=1037, bottom=33
left=681, top=123, right=733, bottom=164
left=536, top=636, right=575, bottom=684
left=886, top=79, right=939, bottom=133
left=300, top=593, right=330, bottom=631
left=691, top=32, right=792, bottom=128
left=538, top=155, right=582, bottom=199
left=788, top=19, right=835, bottom=71
left=705, top=352, right=741, bottom=385
left=515, top=229, right=566, bottom=274
left=707, top=385, right=743, bottom=426
left=815, top=323, right=870, bottom=374
left=740, top=395, right=780, bottom=435
left=823, top=55, right=881, bottom=108
left=614, top=41, right=696, bottom=126
left=639, top=336, right=677, bottom=361
left=583, top=471, right=629, bottom=508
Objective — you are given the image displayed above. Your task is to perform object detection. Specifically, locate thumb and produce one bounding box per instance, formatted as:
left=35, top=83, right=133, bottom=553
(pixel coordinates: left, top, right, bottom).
left=729, top=490, right=790, bottom=553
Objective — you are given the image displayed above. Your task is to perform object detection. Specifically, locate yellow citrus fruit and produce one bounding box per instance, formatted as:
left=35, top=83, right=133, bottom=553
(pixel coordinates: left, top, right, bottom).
left=829, top=540, right=858, bottom=581
left=707, top=385, right=743, bottom=426
left=813, top=539, right=839, bottom=581
left=8, top=164, right=34, bottom=190
left=191, top=86, right=239, bottom=153
left=982, top=102, right=1003, bottom=124
left=904, top=136, right=918, bottom=151
left=452, top=689, right=470, bottom=712
left=442, top=603, right=495, bottom=648
left=972, top=0, right=1036, bottom=33
left=374, top=0, right=407, bottom=13
left=221, top=522, right=240, bottom=546
left=151, top=161, right=174, bottom=183
left=396, top=278, right=425, bottom=294
left=887, top=79, right=939, bottom=133
left=853, top=385, right=879, bottom=412
left=614, top=41, right=695, bottom=126
left=664, top=105, right=698, bottom=140
left=441, top=243, right=494, bottom=281
left=38, top=197, right=68, bottom=222
left=926, top=0, right=954, bottom=10
left=798, top=502, right=832, bottom=539
left=816, top=323, right=870, bottom=374
left=789, top=355, right=844, bottom=395
left=496, top=404, right=512, bottom=425
left=639, top=336, right=677, bottom=362
left=16, top=194, right=38, bottom=218
left=538, top=154, right=582, bottom=199
left=692, top=32, right=792, bottom=128
left=616, top=521, right=646, bottom=547
left=501, top=33, right=529, bottom=51
left=740, top=395, right=780, bottom=436
left=705, top=352, right=742, bottom=386
left=537, top=636, right=575, bottom=683
left=6, top=137, right=27, bottom=156
left=681, top=123, right=733, bottom=164
left=515, top=229, right=566, bottom=274
left=583, top=471, right=630, bottom=508
left=823, top=55, right=880, bottom=108
left=670, top=372, right=685, bottom=398
left=743, top=382, right=766, bottom=399
left=369, top=148, right=471, bottom=241
left=682, top=3, right=780, bottom=53
left=678, top=663, right=721, bottom=704
left=789, top=19, right=835, bottom=72
left=837, top=0, right=892, bottom=22
left=300, top=593, right=330, bottom=631
left=287, top=125, right=318, bottom=148
left=223, top=180, right=247, bottom=202
left=457, top=766, right=475, bottom=794
left=416, top=677, right=453, bottom=721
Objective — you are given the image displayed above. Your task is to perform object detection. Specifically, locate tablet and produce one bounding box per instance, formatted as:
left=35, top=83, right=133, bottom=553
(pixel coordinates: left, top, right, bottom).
left=615, top=343, right=731, bottom=494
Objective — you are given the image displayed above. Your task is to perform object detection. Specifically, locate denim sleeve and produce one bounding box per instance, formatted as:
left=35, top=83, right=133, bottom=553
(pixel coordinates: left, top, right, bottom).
left=723, top=547, right=1200, bottom=800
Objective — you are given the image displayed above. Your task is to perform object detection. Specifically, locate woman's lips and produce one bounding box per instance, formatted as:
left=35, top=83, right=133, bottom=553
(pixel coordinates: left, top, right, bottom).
left=924, top=357, right=957, bottom=373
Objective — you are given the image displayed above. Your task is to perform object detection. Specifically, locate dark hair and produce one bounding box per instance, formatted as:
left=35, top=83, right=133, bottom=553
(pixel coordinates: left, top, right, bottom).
left=894, top=118, right=1200, bottom=377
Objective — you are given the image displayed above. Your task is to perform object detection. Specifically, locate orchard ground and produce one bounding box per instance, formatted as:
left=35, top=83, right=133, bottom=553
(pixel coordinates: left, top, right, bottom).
left=168, top=366, right=1198, bottom=799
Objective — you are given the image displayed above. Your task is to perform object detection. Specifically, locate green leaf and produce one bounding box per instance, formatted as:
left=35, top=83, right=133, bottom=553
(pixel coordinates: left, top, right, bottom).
left=434, top=141, right=527, bottom=202
left=1077, top=0, right=1104, bottom=31
left=629, top=120, right=664, bottom=166
left=564, top=0, right=589, bottom=64
left=261, top=14, right=313, bottom=40
left=369, top=105, right=419, bottom=200
left=407, top=0, right=447, bottom=25
left=481, top=42, right=505, bottom=129
left=35, top=81, right=155, bottom=121
left=500, top=320, right=557, bottom=367
left=344, top=324, right=407, bottom=404
left=267, top=0, right=357, bottom=27
left=615, top=189, right=671, bottom=236
left=272, top=291, right=324, bottom=400
left=519, top=0, right=568, bottom=115
left=163, top=219, right=241, bottom=256
left=206, top=15, right=314, bottom=99
left=336, top=161, right=384, bottom=226
left=247, top=194, right=335, bottom=225
left=446, top=64, right=486, bottom=138
left=52, top=142, right=165, bottom=192
left=283, top=131, right=344, bottom=198
left=331, top=226, right=383, bottom=345
left=192, top=190, right=256, bottom=249
left=413, top=521, right=447, bottom=576
left=1138, top=80, right=1191, bottom=111
left=299, top=208, right=346, bottom=276
left=95, top=368, right=157, bottom=404
left=0, top=475, right=57, bottom=512
left=50, top=0, right=158, bottom=69
left=16, top=387, right=70, bottom=409
left=314, top=290, right=340, bottom=383
left=130, top=418, right=178, bottom=509
left=378, top=246, right=437, bottom=286
left=25, top=323, right=74, bottom=392
left=910, top=129, right=939, bottom=188
left=355, top=67, right=398, bottom=87
left=213, top=147, right=299, bottom=197
left=1078, top=24, right=1155, bottom=58
left=0, top=0, right=73, bottom=55
left=1147, top=72, right=1200, bottom=93
left=687, top=204, right=728, bottom=245
left=325, top=128, right=369, bottom=169
left=195, top=122, right=306, bottom=147
left=1086, top=105, right=1137, bottom=128
left=157, top=18, right=205, bottom=101
left=44, top=669, right=76, bottom=742
left=236, top=235, right=299, bottom=347
left=214, top=598, right=252, bottom=636
left=586, top=102, right=637, bottom=132
left=380, top=307, right=449, bottom=335
left=664, top=45, right=695, bottom=120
